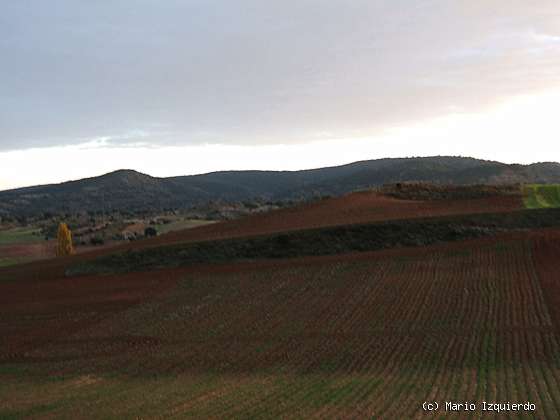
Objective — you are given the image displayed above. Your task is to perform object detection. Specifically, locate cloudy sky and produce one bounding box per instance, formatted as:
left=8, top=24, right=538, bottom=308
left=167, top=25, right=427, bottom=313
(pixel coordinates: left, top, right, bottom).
left=2, top=1, right=560, bottom=190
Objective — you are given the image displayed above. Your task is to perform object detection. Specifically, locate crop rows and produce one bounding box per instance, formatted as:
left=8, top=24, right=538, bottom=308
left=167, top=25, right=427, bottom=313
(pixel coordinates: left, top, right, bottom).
left=3, top=236, right=560, bottom=418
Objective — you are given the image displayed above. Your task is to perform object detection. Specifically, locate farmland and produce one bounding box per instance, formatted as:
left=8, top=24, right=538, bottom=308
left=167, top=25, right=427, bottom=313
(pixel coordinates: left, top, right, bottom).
left=68, top=207, right=560, bottom=276
left=0, top=215, right=215, bottom=268
left=2, top=184, right=560, bottom=418
left=143, top=190, right=523, bottom=248
left=0, top=227, right=52, bottom=268
left=0, top=188, right=523, bottom=270
left=0, top=257, right=24, bottom=268
left=155, top=218, right=216, bottom=235
left=0, top=227, right=43, bottom=245
left=2, top=229, right=560, bottom=417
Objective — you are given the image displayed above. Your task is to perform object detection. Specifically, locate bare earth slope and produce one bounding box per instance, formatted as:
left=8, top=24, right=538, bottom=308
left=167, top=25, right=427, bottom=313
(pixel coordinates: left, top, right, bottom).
left=146, top=191, right=523, bottom=248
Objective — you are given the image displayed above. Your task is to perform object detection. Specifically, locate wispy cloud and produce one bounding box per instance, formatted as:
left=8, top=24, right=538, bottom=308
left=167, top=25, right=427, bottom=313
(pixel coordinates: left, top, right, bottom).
left=531, top=32, right=560, bottom=45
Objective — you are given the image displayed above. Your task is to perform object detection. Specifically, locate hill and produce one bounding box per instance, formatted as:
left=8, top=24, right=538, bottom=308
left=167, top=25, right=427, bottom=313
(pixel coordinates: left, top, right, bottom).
left=138, top=189, right=522, bottom=249
left=2, top=156, right=560, bottom=217
left=67, top=207, right=560, bottom=276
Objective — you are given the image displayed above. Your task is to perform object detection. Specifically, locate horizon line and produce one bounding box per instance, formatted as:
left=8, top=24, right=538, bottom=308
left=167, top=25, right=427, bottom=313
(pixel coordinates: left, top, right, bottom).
left=2, top=155, right=559, bottom=193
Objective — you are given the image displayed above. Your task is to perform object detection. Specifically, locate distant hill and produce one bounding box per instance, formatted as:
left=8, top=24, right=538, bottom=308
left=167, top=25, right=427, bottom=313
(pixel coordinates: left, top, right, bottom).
left=2, top=156, right=560, bottom=218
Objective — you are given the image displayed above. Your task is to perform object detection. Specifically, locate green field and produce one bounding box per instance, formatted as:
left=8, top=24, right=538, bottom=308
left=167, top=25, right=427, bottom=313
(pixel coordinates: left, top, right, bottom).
left=0, top=257, right=27, bottom=268
left=0, top=227, right=43, bottom=246
left=155, top=219, right=216, bottom=235
left=523, top=184, right=560, bottom=209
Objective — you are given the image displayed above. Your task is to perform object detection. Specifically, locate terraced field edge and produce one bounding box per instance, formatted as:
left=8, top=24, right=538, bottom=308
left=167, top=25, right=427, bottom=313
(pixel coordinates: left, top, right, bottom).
left=67, top=208, right=560, bottom=276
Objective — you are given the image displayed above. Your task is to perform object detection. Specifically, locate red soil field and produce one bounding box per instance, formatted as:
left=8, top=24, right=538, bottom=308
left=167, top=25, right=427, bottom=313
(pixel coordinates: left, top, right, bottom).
left=0, top=242, right=54, bottom=259
left=2, top=228, right=560, bottom=418
left=533, top=232, right=560, bottom=330
left=0, top=268, right=177, bottom=363
left=2, top=192, right=522, bottom=267
left=144, top=191, right=523, bottom=248
left=0, top=239, right=119, bottom=265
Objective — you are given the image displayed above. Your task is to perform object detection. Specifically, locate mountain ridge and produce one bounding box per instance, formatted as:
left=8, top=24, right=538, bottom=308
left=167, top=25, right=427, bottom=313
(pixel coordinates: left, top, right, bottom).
left=2, top=156, right=560, bottom=217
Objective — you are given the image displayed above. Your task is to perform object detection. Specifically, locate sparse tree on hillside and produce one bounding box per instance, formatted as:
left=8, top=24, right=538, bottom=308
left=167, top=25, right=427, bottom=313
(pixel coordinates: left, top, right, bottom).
left=56, top=223, right=75, bottom=256
left=144, top=227, right=158, bottom=237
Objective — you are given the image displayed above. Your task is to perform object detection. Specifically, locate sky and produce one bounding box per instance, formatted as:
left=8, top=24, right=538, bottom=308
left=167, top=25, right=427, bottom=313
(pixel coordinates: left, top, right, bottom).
left=1, top=1, right=560, bottom=190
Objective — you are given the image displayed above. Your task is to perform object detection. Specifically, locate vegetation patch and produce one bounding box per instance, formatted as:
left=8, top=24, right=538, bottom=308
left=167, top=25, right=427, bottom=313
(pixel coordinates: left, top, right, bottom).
left=155, top=219, right=216, bottom=235
left=0, top=257, right=28, bottom=268
left=523, top=184, right=560, bottom=209
left=381, top=182, right=521, bottom=201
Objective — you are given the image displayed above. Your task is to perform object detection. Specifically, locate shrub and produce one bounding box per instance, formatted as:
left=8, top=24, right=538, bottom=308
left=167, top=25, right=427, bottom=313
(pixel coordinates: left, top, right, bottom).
left=90, top=236, right=105, bottom=246
left=144, top=227, right=158, bottom=237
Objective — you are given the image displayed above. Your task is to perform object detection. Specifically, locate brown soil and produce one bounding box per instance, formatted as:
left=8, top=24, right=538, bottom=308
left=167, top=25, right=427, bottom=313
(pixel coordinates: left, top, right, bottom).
left=139, top=192, right=524, bottom=249
left=0, top=242, right=54, bottom=259
left=3, top=228, right=560, bottom=418
left=0, top=228, right=551, bottom=363
left=533, top=231, right=560, bottom=329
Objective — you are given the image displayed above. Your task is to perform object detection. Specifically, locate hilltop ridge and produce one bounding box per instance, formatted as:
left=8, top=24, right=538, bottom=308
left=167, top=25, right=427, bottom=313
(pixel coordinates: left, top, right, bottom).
left=2, top=156, right=560, bottom=217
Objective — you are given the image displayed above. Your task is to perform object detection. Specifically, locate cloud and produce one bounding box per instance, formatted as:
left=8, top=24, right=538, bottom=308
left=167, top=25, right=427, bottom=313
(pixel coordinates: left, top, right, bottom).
left=531, top=32, right=560, bottom=44
left=3, top=86, right=560, bottom=190
left=1, top=0, right=560, bottom=152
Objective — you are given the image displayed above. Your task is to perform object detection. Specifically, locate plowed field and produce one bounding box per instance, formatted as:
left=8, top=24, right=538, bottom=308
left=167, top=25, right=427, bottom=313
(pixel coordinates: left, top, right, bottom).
left=144, top=192, right=523, bottom=248
left=2, top=229, right=560, bottom=418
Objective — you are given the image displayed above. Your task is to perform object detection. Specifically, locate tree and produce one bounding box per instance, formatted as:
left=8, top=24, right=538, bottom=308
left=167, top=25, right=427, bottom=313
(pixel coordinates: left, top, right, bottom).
left=144, top=227, right=158, bottom=237
left=89, top=236, right=104, bottom=246
left=56, top=223, right=75, bottom=256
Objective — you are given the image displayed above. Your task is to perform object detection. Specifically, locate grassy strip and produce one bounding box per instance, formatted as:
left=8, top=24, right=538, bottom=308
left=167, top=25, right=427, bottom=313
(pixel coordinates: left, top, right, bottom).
left=0, top=227, right=44, bottom=245
left=0, top=257, right=28, bottom=268
left=155, top=219, right=215, bottom=235
left=0, top=227, right=43, bottom=245
left=523, top=185, right=560, bottom=209
left=67, top=208, right=560, bottom=277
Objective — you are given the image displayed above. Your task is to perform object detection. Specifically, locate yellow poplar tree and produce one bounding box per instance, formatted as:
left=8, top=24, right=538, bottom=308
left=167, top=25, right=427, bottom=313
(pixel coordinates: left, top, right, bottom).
left=56, top=222, right=75, bottom=257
